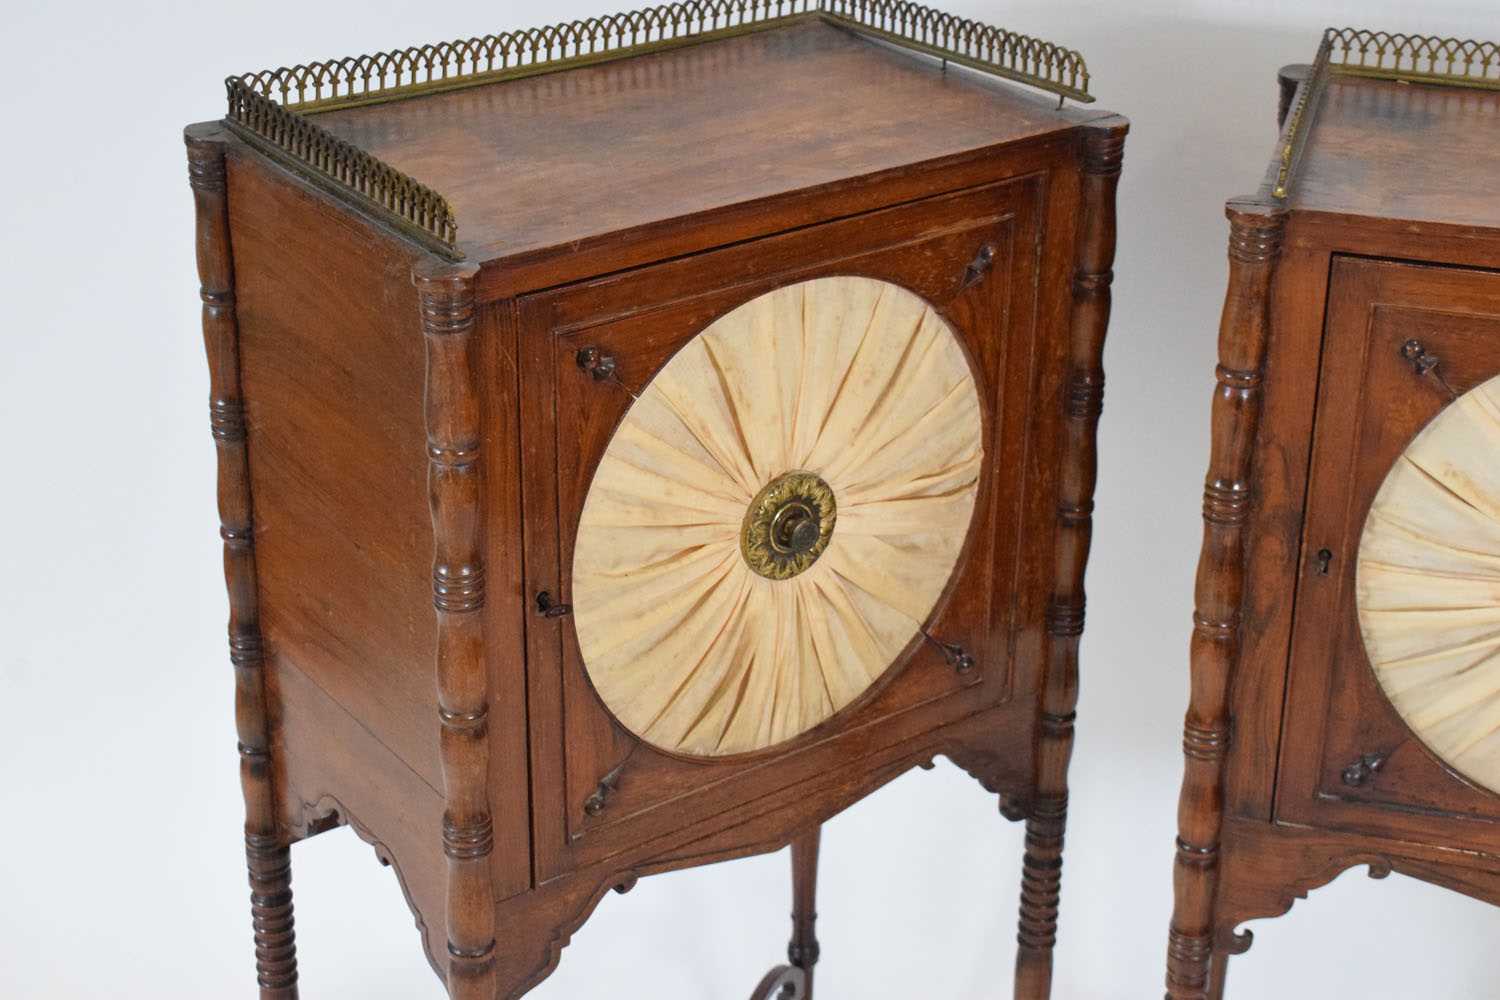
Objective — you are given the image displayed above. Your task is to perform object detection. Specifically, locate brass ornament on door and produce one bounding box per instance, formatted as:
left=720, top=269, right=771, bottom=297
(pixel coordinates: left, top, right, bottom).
left=741, top=472, right=837, bottom=581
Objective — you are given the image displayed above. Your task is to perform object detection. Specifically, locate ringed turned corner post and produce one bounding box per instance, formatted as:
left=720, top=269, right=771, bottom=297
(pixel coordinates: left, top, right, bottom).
left=416, top=261, right=498, bottom=1000
left=186, top=123, right=299, bottom=1000
left=1015, top=115, right=1128, bottom=999
left=1165, top=203, right=1286, bottom=1000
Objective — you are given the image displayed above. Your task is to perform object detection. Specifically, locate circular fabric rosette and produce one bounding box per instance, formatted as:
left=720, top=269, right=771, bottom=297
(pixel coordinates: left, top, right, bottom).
left=1358, top=374, right=1500, bottom=793
left=572, top=276, right=984, bottom=756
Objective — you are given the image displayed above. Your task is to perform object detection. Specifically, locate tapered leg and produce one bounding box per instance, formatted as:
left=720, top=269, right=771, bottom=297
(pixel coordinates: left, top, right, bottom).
left=749, top=827, right=821, bottom=1000
left=1208, top=948, right=1230, bottom=1000
left=246, top=833, right=299, bottom=998
left=788, top=828, right=822, bottom=1000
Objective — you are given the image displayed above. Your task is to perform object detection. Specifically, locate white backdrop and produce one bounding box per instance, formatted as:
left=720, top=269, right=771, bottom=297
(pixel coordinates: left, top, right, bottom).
left=3, top=1, right=1498, bottom=997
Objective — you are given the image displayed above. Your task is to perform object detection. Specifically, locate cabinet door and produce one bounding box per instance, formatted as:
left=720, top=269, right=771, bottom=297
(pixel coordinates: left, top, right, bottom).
left=1277, top=257, right=1500, bottom=852
left=517, top=176, right=1059, bottom=879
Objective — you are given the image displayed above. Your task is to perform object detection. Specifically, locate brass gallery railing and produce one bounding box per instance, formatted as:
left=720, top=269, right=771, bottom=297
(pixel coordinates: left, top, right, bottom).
left=1274, top=27, right=1500, bottom=200
left=222, top=0, right=1093, bottom=259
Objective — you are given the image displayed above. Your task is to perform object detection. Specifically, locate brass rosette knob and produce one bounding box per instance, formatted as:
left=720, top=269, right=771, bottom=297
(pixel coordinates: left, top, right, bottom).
left=741, top=472, right=837, bottom=581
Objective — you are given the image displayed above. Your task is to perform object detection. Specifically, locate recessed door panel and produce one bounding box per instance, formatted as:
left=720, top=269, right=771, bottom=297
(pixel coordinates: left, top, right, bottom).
left=1278, top=256, right=1500, bottom=851
left=517, top=178, right=1056, bottom=878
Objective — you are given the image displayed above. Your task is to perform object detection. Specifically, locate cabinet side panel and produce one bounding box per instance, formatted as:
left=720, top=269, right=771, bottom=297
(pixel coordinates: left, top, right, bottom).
left=225, top=148, right=441, bottom=791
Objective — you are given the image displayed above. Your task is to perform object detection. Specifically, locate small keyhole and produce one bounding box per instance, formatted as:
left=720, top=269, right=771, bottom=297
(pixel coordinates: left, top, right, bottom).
left=1315, top=548, right=1333, bottom=576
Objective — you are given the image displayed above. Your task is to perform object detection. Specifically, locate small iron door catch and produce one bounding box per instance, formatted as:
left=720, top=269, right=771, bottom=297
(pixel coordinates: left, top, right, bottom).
left=920, top=628, right=975, bottom=674
left=1342, top=751, right=1389, bottom=787
left=958, top=243, right=998, bottom=292
left=576, top=346, right=617, bottom=381
left=1400, top=338, right=1458, bottom=400
left=575, top=346, right=641, bottom=399
left=536, top=591, right=572, bottom=618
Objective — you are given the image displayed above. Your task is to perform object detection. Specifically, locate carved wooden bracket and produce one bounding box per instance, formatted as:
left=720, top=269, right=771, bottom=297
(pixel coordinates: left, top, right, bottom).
left=1215, top=852, right=1395, bottom=960
left=298, top=795, right=442, bottom=979
left=999, top=795, right=1029, bottom=823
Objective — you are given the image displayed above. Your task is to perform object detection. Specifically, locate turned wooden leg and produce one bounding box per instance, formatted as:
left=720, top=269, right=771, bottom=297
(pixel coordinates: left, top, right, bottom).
left=788, top=827, right=821, bottom=1000
left=1015, top=116, right=1127, bottom=1000
left=246, top=832, right=299, bottom=998
left=1207, top=947, right=1230, bottom=1000
left=750, top=827, right=821, bottom=1000
left=1014, top=786, right=1068, bottom=999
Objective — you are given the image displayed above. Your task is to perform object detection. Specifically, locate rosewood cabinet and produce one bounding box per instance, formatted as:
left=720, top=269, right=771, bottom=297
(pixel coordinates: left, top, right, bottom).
left=1166, top=27, right=1500, bottom=1000
left=184, top=4, right=1125, bottom=998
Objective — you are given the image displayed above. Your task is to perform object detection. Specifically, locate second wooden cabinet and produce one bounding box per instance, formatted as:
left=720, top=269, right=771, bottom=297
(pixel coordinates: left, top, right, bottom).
left=1167, top=26, right=1500, bottom=1000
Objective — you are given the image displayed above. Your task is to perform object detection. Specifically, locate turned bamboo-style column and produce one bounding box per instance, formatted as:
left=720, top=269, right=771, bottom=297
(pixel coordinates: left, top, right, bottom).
left=1014, top=117, right=1127, bottom=1000
left=1165, top=205, right=1286, bottom=1000
left=416, top=262, right=497, bottom=1000
left=186, top=123, right=299, bottom=1000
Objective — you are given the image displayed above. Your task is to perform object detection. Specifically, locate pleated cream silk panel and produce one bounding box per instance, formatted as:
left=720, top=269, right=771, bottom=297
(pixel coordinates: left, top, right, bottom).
left=571, top=276, right=985, bottom=756
left=1358, top=374, right=1500, bottom=793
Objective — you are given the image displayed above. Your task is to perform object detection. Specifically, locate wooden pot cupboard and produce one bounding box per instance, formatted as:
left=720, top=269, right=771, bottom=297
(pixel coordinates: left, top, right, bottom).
left=184, top=3, right=1126, bottom=998
left=1166, top=27, right=1500, bottom=1000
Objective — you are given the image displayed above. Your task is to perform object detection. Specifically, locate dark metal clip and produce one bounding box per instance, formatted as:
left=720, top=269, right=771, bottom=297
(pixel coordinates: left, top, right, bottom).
left=1341, top=751, right=1388, bottom=787
left=584, top=760, right=626, bottom=816
left=958, top=243, right=998, bottom=292
left=576, top=346, right=618, bottom=381
left=1401, top=339, right=1458, bottom=400
left=921, top=629, right=975, bottom=674
left=536, top=591, right=572, bottom=618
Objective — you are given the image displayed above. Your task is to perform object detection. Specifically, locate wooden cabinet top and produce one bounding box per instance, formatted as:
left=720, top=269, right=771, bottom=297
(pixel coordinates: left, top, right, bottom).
left=220, top=2, right=1110, bottom=276
left=1294, top=75, right=1500, bottom=229
left=1267, top=29, right=1500, bottom=230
